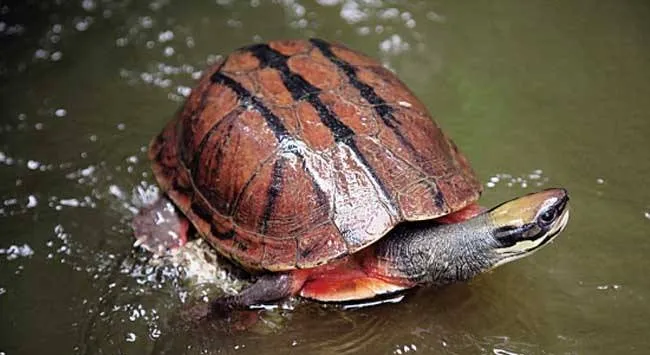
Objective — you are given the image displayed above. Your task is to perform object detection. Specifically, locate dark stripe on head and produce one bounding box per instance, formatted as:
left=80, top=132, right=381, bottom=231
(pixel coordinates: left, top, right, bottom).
left=260, top=157, right=286, bottom=234
left=211, top=72, right=290, bottom=141
left=246, top=43, right=396, bottom=210
left=493, top=223, right=540, bottom=247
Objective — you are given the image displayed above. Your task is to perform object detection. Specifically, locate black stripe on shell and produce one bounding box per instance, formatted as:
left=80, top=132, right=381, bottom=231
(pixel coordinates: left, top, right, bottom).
left=246, top=43, right=355, bottom=142
left=246, top=43, right=397, bottom=213
left=309, top=38, right=447, bottom=210
left=309, top=38, right=400, bottom=128
left=210, top=72, right=290, bottom=141
left=191, top=105, right=243, bottom=174
left=259, top=157, right=286, bottom=234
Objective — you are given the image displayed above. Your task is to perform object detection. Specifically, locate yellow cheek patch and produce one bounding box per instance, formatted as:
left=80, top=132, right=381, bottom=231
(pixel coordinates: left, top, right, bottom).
left=489, top=189, right=566, bottom=228
left=492, top=208, right=569, bottom=267
left=495, top=238, right=547, bottom=256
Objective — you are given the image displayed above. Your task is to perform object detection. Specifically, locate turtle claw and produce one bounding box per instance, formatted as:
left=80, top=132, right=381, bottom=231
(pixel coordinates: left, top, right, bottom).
left=133, top=234, right=169, bottom=255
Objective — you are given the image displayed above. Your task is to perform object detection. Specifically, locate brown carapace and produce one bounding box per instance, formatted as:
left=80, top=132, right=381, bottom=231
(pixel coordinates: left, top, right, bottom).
left=149, top=38, right=481, bottom=275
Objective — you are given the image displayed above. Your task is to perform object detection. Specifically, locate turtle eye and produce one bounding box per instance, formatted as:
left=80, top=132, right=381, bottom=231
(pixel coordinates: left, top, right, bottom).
left=538, top=209, right=557, bottom=226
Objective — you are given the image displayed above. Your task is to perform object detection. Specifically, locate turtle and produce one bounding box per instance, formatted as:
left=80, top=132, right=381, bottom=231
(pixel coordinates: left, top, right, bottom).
left=133, top=38, right=570, bottom=317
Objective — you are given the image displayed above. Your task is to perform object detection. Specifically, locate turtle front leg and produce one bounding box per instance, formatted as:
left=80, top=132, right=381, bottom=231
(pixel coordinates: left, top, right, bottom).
left=187, top=272, right=306, bottom=320
left=216, top=273, right=299, bottom=309
left=132, top=196, right=189, bottom=255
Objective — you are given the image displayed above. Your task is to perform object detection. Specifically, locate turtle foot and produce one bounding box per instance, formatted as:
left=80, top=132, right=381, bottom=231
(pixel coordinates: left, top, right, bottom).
left=180, top=300, right=261, bottom=331
left=132, top=196, right=189, bottom=255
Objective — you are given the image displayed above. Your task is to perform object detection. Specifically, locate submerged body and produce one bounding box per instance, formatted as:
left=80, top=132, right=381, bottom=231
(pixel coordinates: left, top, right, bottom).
left=133, top=39, right=570, bottom=317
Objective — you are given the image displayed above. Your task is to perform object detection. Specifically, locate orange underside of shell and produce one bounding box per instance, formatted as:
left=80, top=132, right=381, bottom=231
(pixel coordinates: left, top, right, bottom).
left=295, top=204, right=483, bottom=301
left=292, top=252, right=412, bottom=302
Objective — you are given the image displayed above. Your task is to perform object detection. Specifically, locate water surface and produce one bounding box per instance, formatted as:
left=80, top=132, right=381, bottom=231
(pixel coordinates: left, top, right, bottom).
left=1, top=1, right=650, bottom=354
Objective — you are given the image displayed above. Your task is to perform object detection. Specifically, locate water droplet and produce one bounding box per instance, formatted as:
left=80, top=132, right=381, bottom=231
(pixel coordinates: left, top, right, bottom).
left=158, top=30, right=174, bottom=42
left=26, top=195, right=38, bottom=208
left=75, top=17, right=92, bottom=32
left=81, top=0, right=96, bottom=11
left=50, top=51, right=63, bottom=61
left=163, top=46, right=175, bottom=57
left=80, top=166, right=95, bottom=176
left=493, top=349, right=519, bottom=355
left=34, top=49, right=49, bottom=59
left=139, top=16, right=153, bottom=28
left=176, top=86, right=191, bottom=97
left=1, top=244, right=35, bottom=260
left=116, top=37, right=128, bottom=47
left=59, top=198, right=80, bottom=207
left=150, top=328, right=161, bottom=338
left=27, top=160, right=40, bottom=170
left=379, top=34, right=410, bottom=55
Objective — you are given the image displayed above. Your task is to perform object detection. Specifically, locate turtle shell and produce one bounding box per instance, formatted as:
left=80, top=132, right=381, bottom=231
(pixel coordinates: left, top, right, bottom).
left=149, top=39, right=481, bottom=272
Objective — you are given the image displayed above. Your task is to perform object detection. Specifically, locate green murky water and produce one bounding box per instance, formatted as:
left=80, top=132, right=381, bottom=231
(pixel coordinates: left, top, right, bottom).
left=1, top=1, right=650, bottom=354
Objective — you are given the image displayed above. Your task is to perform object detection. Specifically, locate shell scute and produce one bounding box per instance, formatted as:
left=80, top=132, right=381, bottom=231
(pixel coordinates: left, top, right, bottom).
left=295, top=101, right=336, bottom=151
left=287, top=53, right=343, bottom=92
left=254, top=68, right=295, bottom=106
left=194, top=109, right=280, bottom=215
left=260, top=234, right=297, bottom=271
left=268, top=39, right=312, bottom=57
left=221, top=50, right=260, bottom=73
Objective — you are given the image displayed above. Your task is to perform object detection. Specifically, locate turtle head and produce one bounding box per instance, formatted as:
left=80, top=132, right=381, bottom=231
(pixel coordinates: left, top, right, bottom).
left=488, top=188, right=570, bottom=267
left=369, top=188, right=569, bottom=286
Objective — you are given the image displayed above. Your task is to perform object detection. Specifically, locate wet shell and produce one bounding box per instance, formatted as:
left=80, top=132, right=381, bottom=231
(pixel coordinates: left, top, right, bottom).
left=149, top=39, right=481, bottom=272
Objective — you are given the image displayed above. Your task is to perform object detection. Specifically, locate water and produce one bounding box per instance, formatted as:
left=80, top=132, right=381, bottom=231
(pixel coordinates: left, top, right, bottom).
left=1, top=0, right=650, bottom=354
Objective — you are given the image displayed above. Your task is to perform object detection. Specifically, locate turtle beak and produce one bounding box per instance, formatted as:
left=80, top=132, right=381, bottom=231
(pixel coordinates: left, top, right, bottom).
left=487, top=188, right=570, bottom=266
